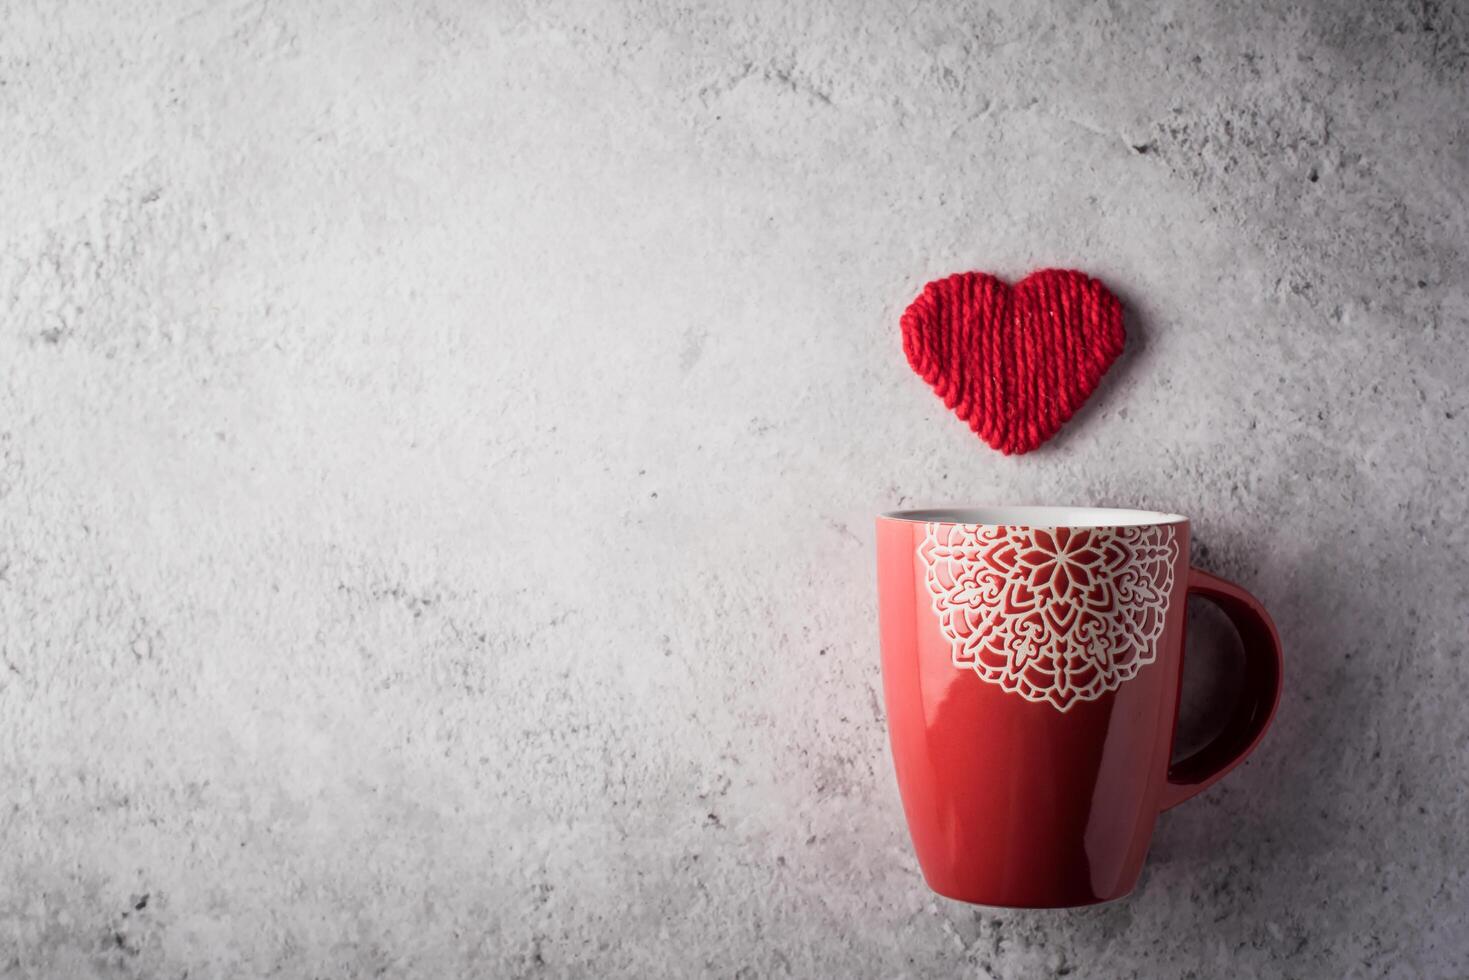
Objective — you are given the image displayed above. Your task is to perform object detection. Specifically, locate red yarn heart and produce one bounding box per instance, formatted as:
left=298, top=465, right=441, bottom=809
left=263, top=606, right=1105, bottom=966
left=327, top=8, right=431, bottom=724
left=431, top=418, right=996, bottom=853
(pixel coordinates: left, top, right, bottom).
left=901, top=269, right=1125, bottom=454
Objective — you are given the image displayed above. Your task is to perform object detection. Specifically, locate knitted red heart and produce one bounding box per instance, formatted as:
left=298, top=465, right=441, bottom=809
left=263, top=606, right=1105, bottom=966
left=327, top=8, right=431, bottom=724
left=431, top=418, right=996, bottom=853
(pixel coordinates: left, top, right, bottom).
left=900, top=269, right=1125, bottom=454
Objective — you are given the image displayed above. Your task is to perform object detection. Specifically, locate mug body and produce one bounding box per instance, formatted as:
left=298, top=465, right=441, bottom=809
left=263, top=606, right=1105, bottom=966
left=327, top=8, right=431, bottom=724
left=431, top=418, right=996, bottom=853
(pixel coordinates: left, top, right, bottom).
left=876, top=506, right=1191, bottom=908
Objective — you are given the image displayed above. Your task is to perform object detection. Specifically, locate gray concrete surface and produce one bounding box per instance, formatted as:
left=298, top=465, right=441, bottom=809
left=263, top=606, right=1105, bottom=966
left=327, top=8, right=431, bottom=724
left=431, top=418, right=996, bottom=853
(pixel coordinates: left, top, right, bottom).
left=3, top=1, right=1468, bottom=977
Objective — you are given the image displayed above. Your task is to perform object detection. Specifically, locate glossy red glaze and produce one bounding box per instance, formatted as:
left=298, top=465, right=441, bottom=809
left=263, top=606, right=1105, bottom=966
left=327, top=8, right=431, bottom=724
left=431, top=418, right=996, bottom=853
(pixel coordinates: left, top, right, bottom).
left=877, top=511, right=1282, bottom=908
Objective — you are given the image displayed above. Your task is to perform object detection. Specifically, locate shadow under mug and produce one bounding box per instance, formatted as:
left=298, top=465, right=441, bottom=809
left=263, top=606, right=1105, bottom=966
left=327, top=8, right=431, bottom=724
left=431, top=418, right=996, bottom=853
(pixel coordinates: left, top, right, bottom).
left=876, top=506, right=1282, bottom=908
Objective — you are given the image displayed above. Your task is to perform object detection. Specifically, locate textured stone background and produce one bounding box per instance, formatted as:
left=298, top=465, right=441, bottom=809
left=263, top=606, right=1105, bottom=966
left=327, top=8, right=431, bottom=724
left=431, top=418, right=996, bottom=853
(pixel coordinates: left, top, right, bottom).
left=2, top=1, right=1467, bottom=977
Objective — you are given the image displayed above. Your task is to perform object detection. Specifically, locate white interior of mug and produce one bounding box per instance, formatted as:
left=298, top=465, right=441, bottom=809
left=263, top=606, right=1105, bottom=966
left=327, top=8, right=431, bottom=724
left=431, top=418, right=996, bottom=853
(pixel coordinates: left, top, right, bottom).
left=881, top=506, right=1187, bottom=528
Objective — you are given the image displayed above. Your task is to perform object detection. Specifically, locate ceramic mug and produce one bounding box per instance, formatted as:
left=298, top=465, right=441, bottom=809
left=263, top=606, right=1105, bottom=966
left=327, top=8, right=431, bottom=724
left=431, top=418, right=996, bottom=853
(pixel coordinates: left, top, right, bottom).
left=876, top=506, right=1282, bottom=908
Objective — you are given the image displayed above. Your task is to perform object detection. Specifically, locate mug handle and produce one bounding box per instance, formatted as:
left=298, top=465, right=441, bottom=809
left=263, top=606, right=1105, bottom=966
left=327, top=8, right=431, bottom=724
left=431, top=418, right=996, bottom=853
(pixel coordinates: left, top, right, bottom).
left=1159, top=567, right=1284, bottom=811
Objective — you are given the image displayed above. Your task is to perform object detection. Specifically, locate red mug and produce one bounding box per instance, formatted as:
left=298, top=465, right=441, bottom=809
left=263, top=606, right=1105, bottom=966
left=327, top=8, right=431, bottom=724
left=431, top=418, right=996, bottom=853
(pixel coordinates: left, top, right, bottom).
left=876, top=506, right=1282, bottom=908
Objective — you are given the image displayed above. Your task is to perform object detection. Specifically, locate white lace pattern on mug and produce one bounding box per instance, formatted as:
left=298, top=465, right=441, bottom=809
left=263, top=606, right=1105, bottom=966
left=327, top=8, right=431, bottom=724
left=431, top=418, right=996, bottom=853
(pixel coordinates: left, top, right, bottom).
left=919, top=523, right=1178, bottom=711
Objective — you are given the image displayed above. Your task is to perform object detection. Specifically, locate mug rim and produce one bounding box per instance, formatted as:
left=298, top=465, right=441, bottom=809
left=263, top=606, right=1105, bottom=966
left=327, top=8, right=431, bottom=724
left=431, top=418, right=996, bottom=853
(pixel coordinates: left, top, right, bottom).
left=879, top=505, right=1188, bottom=529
